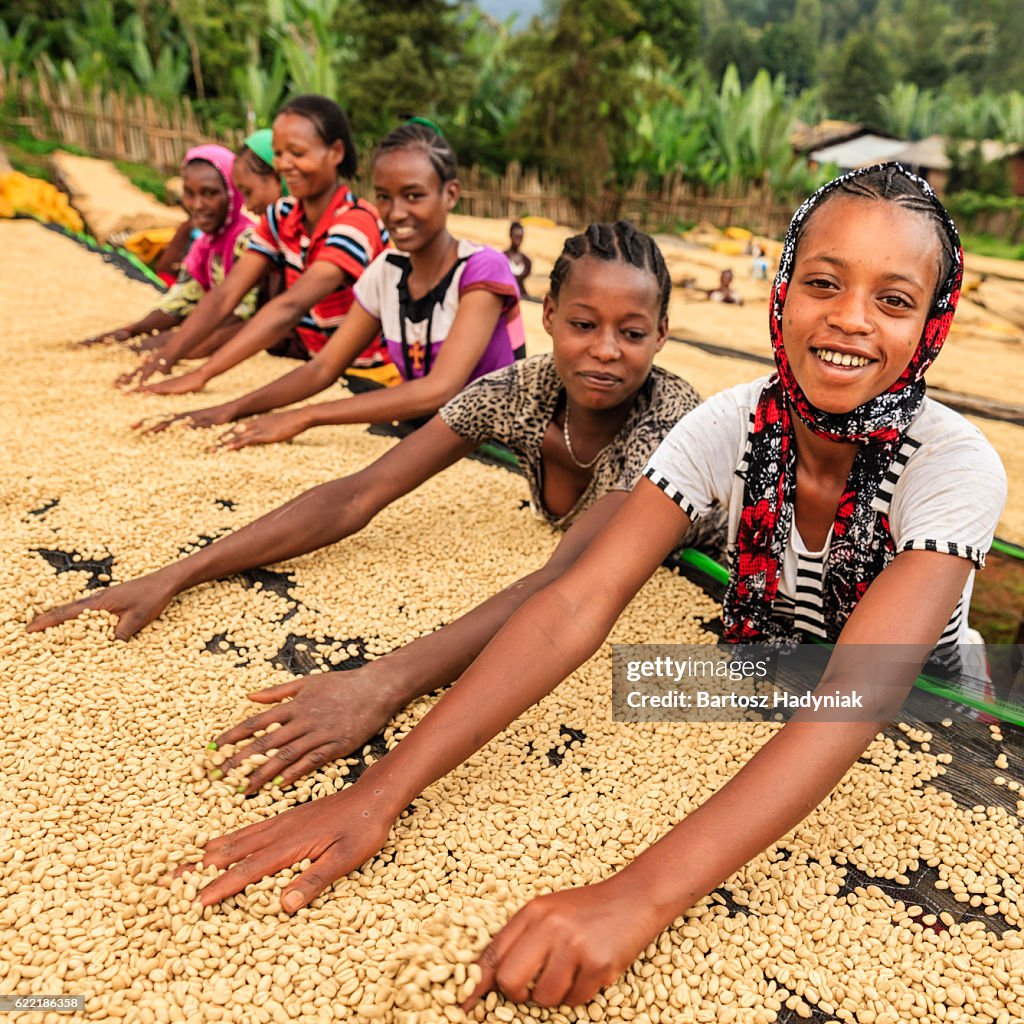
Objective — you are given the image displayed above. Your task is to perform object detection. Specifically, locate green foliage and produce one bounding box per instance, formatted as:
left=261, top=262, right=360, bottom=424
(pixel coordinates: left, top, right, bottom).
left=876, top=82, right=946, bottom=141
left=824, top=31, right=893, bottom=124
left=627, top=64, right=827, bottom=194
left=512, top=0, right=659, bottom=214
left=629, top=0, right=699, bottom=65
left=341, top=0, right=475, bottom=145
left=114, top=159, right=169, bottom=202
left=958, top=232, right=1024, bottom=262
left=265, top=0, right=351, bottom=101
left=446, top=10, right=530, bottom=171
left=946, top=147, right=1011, bottom=197
left=4, top=0, right=1023, bottom=218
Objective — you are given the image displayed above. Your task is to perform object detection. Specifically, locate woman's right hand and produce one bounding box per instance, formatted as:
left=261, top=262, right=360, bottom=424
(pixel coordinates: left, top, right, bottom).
left=211, top=667, right=406, bottom=793
left=27, top=572, right=181, bottom=641
left=116, top=354, right=171, bottom=389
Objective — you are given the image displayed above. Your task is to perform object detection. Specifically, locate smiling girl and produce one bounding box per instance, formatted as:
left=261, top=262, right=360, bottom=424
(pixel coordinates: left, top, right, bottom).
left=77, top=145, right=257, bottom=350
left=124, top=96, right=388, bottom=390
left=156, top=166, right=1003, bottom=1010
left=139, top=121, right=526, bottom=446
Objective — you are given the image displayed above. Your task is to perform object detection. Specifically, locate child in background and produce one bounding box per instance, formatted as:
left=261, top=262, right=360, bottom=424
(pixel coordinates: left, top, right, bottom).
left=124, top=95, right=389, bottom=390
left=140, top=122, right=526, bottom=449
left=504, top=220, right=532, bottom=298
left=77, top=145, right=257, bottom=350
left=157, top=168, right=1001, bottom=1018
left=30, top=223, right=720, bottom=785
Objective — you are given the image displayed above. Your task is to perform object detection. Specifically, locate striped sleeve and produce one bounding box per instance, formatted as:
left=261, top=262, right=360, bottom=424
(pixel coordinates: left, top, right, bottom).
left=246, top=199, right=290, bottom=265
left=314, top=205, right=386, bottom=282
left=643, top=384, right=751, bottom=522
left=890, top=416, right=1006, bottom=571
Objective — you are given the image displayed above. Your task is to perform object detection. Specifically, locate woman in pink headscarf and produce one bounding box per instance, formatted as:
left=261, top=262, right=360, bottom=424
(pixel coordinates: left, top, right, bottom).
left=76, top=145, right=260, bottom=353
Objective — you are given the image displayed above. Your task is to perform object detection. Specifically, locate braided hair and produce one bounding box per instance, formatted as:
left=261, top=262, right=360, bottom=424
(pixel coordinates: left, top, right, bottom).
left=550, top=221, right=672, bottom=320
left=372, top=122, right=458, bottom=187
left=797, top=164, right=956, bottom=302
left=275, top=95, right=358, bottom=178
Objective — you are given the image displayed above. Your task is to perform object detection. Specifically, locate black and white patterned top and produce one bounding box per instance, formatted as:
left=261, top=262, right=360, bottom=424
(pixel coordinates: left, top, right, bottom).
left=645, top=378, right=1006, bottom=644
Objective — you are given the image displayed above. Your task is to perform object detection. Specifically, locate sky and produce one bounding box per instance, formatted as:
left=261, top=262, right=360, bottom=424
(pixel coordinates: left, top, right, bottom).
left=475, top=0, right=545, bottom=27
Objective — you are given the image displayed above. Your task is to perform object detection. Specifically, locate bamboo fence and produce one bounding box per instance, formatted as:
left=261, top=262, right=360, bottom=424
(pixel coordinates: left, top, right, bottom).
left=1, top=64, right=239, bottom=172
left=4, top=65, right=796, bottom=234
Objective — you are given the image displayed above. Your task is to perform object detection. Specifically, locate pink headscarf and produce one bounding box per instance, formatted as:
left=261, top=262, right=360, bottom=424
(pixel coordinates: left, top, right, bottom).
left=181, top=144, right=252, bottom=292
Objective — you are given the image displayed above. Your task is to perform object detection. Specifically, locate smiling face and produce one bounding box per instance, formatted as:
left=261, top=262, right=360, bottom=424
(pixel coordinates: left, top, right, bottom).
left=781, top=196, right=942, bottom=415
left=372, top=147, right=458, bottom=253
left=182, top=161, right=229, bottom=235
left=232, top=153, right=281, bottom=218
left=545, top=255, right=668, bottom=412
left=271, top=111, right=343, bottom=199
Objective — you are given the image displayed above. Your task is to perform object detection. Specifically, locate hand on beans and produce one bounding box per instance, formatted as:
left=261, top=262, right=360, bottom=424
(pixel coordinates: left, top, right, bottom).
left=137, top=369, right=207, bottom=395
left=181, top=785, right=397, bottom=911
left=463, top=883, right=660, bottom=1010
left=77, top=328, right=130, bottom=348
left=128, top=333, right=167, bottom=355
left=27, top=573, right=179, bottom=641
left=132, top=403, right=236, bottom=434
left=217, top=410, right=309, bottom=451
left=212, top=669, right=402, bottom=793
left=117, top=354, right=170, bottom=389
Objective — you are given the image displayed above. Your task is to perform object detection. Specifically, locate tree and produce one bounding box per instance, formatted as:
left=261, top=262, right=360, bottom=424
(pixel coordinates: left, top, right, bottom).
left=823, top=31, right=894, bottom=125
left=704, top=21, right=761, bottom=85
left=759, top=21, right=817, bottom=93
left=342, top=0, right=475, bottom=144
left=513, top=0, right=659, bottom=217
left=629, top=0, right=699, bottom=66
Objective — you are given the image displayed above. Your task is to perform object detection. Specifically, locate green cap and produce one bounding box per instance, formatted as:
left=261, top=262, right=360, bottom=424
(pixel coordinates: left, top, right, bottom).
left=244, top=128, right=288, bottom=196
left=406, top=116, right=444, bottom=138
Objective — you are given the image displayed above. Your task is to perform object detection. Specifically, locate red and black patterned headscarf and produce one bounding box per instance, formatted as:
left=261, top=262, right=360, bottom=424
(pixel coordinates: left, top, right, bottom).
left=723, top=163, right=963, bottom=643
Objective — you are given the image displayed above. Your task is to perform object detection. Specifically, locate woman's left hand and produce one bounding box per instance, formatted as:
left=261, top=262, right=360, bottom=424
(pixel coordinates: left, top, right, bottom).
left=178, top=784, right=398, bottom=911
left=462, top=881, right=663, bottom=1009
left=217, top=409, right=309, bottom=450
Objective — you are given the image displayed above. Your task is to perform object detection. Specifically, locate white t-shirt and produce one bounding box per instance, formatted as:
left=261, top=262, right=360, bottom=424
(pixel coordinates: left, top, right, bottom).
left=644, top=377, right=1007, bottom=644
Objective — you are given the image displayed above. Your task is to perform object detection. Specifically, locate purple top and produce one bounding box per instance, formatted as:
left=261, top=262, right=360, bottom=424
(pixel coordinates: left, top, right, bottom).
left=354, top=240, right=525, bottom=383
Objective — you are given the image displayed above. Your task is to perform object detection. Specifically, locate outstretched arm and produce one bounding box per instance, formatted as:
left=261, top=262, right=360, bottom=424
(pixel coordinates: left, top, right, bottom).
left=464, top=547, right=972, bottom=1009
left=212, top=489, right=632, bottom=792
left=28, top=418, right=474, bottom=639
left=138, top=260, right=350, bottom=395
left=216, top=289, right=506, bottom=449
left=140, top=301, right=383, bottom=434
left=186, top=480, right=688, bottom=908
left=125, top=252, right=269, bottom=380
left=77, top=308, right=182, bottom=347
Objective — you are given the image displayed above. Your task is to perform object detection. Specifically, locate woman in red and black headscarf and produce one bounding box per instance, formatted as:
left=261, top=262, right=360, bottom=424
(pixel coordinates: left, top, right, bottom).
left=134, top=166, right=1008, bottom=1007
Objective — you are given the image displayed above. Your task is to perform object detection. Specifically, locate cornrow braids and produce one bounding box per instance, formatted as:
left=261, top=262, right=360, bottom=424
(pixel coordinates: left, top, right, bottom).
left=797, top=163, right=957, bottom=302
left=372, top=122, right=458, bottom=186
left=275, top=95, right=358, bottom=178
left=549, top=221, right=672, bottom=320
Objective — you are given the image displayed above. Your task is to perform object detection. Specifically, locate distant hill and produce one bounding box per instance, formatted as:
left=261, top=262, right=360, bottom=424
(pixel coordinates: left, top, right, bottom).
left=475, top=0, right=545, bottom=27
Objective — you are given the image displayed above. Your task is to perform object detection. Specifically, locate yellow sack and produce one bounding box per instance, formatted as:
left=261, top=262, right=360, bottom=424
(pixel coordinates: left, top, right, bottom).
left=0, top=171, right=85, bottom=233
left=122, top=226, right=179, bottom=266
left=724, top=226, right=753, bottom=241
left=711, top=239, right=747, bottom=256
